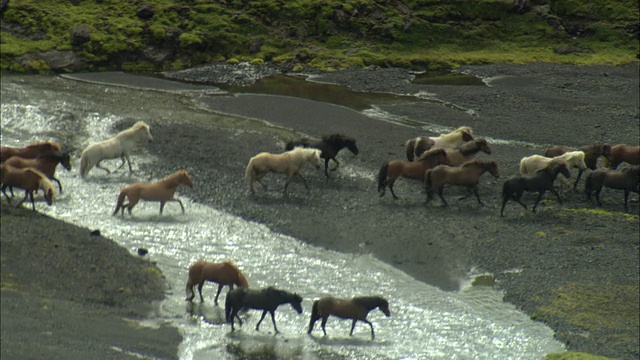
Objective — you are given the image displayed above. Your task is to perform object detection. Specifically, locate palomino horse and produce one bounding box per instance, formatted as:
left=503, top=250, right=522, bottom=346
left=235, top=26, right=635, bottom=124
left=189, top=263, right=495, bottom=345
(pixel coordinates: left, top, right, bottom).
left=520, top=151, right=587, bottom=191
left=112, top=170, right=192, bottom=216
left=4, top=150, right=72, bottom=193
left=285, top=133, right=359, bottom=177
left=404, top=126, right=474, bottom=161
left=307, top=296, right=390, bottom=340
left=500, top=159, right=571, bottom=217
left=585, top=167, right=639, bottom=212
left=607, top=145, right=640, bottom=170
left=1, top=164, right=55, bottom=211
left=378, top=148, right=449, bottom=199
left=425, top=159, right=500, bottom=207
left=245, top=147, right=322, bottom=194
left=79, top=121, right=153, bottom=178
left=225, top=286, right=303, bottom=333
left=186, top=260, right=249, bottom=305
left=444, top=138, right=492, bottom=166
left=544, top=143, right=611, bottom=189
left=0, top=141, right=62, bottom=163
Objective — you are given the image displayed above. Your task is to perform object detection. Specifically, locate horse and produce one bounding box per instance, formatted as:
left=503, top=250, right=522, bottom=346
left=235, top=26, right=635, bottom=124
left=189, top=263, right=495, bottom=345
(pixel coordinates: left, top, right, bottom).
left=1, top=165, right=55, bottom=211
left=185, top=260, right=249, bottom=305
left=585, top=167, right=639, bottom=212
left=285, top=133, right=359, bottom=178
left=79, top=121, right=153, bottom=178
left=543, top=143, right=611, bottom=189
left=245, top=147, right=322, bottom=194
left=607, top=145, right=640, bottom=170
left=425, top=159, right=500, bottom=207
left=404, top=126, right=474, bottom=161
left=307, top=296, right=390, bottom=340
left=225, top=286, right=303, bottom=333
left=0, top=141, right=62, bottom=163
left=443, top=138, right=492, bottom=166
left=3, top=150, right=72, bottom=194
left=519, top=151, right=587, bottom=191
left=378, top=148, right=449, bottom=199
left=500, top=159, right=571, bottom=217
left=112, top=170, right=192, bottom=216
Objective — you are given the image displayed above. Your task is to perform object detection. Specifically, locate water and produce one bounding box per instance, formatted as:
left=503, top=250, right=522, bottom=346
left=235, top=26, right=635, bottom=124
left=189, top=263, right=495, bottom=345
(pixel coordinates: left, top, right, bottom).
left=0, top=74, right=565, bottom=359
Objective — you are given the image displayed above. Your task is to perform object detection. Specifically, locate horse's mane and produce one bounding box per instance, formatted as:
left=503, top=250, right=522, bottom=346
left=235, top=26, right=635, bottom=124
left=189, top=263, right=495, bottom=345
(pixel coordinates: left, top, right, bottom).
left=28, top=141, right=62, bottom=150
left=451, top=126, right=473, bottom=134
left=322, top=133, right=353, bottom=144
left=24, top=167, right=56, bottom=192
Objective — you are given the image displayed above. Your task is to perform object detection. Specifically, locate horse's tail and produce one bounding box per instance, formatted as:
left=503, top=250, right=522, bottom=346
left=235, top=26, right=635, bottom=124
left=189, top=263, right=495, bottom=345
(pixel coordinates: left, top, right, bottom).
left=236, top=269, right=249, bottom=288
left=424, top=169, right=433, bottom=194
left=112, top=189, right=127, bottom=216
left=224, top=294, right=233, bottom=323
left=518, top=159, right=527, bottom=175
left=378, top=162, right=389, bottom=194
left=244, top=159, right=255, bottom=185
left=404, top=139, right=415, bottom=161
left=308, top=300, right=320, bottom=333
left=284, top=141, right=295, bottom=151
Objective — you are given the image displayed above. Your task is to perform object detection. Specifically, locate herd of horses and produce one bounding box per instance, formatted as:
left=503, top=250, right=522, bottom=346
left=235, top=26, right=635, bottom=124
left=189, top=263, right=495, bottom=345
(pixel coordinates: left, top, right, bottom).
left=1, top=121, right=639, bottom=340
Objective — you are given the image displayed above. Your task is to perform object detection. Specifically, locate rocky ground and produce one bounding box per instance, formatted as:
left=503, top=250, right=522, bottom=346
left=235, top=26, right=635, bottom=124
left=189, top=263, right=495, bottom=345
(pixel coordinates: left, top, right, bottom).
left=1, top=62, right=638, bottom=359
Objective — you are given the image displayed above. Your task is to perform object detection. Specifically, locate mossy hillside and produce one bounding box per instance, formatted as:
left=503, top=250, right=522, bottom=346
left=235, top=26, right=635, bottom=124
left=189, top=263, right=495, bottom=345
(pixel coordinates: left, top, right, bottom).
left=1, top=0, right=638, bottom=72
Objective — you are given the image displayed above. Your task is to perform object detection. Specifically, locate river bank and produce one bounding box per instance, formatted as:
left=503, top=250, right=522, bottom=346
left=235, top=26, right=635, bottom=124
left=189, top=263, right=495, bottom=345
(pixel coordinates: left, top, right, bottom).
left=143, top=62, right=638, bottom=359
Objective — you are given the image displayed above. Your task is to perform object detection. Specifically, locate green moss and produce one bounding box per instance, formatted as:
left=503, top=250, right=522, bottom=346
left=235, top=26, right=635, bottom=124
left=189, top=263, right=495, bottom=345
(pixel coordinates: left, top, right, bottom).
left=545, top=351, right=615, bottom=360
left=562, top=207, right=639, bottom=221
left=144, top=266, right=162, bottom=278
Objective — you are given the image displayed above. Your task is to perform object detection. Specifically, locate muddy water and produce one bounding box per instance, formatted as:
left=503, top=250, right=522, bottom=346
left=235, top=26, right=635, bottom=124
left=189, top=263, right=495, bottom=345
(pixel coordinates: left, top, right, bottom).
left=1, top=74, right=565, bottom=359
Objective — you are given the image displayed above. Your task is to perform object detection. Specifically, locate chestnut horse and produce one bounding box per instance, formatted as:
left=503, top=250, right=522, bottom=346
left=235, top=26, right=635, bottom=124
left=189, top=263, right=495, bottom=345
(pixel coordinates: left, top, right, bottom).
left=285, top=133, right=359, bottom=177
left=245, top=147, right=322, bottom=194
left=225, top=286, right=303, bottom=333
left=308, top=295, right=390, bottom=340
left=425, top=159, right=500, bottom=207
left=444, top=138, right=492, bottom=166
left=1, top=165, right=55, bottom=211
left=4, top=150, right=72, bottom=193
left=544, top=143, right=611, bottom=189
left=0, top=141, right=62, bottom=163
left=378, top=148, right=449, bottom=199
left=607, top=144, right=640, bottom=170
left=186, top=260, right=249, bottom=305
left=585, top=167, right=639, bottom=212
left=500, top=159, right=571, bottom=217
left=113, top=170, right=192, bottom=216
left=80, top=121, right=152, bottom=178
left=404, top=126, right=474, bottom=161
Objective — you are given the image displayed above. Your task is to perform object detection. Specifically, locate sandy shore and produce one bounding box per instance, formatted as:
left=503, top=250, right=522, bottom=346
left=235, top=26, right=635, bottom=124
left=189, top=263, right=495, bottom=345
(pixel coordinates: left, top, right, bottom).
left=1, top=62, right=638, bottom=359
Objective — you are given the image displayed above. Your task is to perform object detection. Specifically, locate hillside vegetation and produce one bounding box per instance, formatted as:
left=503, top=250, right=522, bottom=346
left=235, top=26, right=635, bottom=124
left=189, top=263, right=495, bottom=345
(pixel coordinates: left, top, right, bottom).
left=1, top=0, right=638, bottom=73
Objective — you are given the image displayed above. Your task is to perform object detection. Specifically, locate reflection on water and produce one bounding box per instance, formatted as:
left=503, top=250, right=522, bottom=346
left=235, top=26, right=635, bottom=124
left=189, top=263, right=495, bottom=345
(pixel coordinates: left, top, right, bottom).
left=1, top=74, right=565, bottom=359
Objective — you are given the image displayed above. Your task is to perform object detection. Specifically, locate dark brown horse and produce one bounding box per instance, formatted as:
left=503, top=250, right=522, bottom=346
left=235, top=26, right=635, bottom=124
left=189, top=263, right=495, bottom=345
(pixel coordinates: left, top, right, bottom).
left=0, top=141, right=62, bottom=163
left=225, top=286, right=303, bottom=333
left=3, top=150, right=72, bottom=193
left=544, top=143, right=611, bottom=189
left=425, top=159, right=500, bottom=207
left=500, top=159, right=571, bottom=217
left=378, top=148, right=449, bottom=199
left=285, top=133, right=359, bottom=177
left=585, top=167, right=639, bottom=212
left=607, top=145, right=640, bottom=170
left=444, top=138, right=492, bottom=166
left=404, top=126, right=474, bottom=161
left=186, top=260, right=249, bottom=305
left=1, top=164, right=56, bottom=211
left=308, top=296, right=390, bottom=340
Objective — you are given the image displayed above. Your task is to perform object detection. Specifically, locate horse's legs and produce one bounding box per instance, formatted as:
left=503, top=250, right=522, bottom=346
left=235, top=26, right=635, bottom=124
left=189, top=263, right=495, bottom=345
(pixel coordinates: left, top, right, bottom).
left=186, top=284, right=195, bottom=301
left=532, top=191, right=546, bottom=212
left=437, top=186, right=449, bottom=207
left=15, top=191, right=29, bottom=208
left=29, top=192, right=36, bottom=211
left=364, top=320, right=375, bottom=340
left=52, top=177, right=63, bottom=193
left=95, top=160, right=112, bottom=174
left=624, top=189, right=630, bottom=212
left=324, top=158, right=331, bottom=178
left=320, top=316, right=329, bottom=336
left=116, top=154, right=126, bottom=170
left=125, top=154, right=134, bottom=173
left=388, top=180, right=399, bottom=200
left=1, top=185, right=12, bottom=204
left=214, top=284, right=224, bottom=306
left=500, top=197, right=509, bottom=217
left=594, top=187, right=604, bottom=207
left=549, top=188, right=563, bottom=204
left=471, top=185, right=484, bottom=206
left=298, top=174, right=310, bottom=191
left=197, top=281, right=205, bottom=302
left=159, top=201, right=165, bottom=215
left=174, top=199, right=186, bottom=213
left=330, top=157, right=340, bottom=171
left=573, top=169, right=585, bottom=189
left=269, top=310, right=280, bottom=334
left=349, top=319, right=357, bottom=336
left=256, top=310, right=268, bottom=331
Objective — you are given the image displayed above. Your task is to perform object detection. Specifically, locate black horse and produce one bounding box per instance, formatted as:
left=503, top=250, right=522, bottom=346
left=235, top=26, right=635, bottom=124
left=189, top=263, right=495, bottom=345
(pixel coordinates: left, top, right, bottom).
left=500, top=159, right=571, bottom=217
left=285, top=133, right=359, bottom=177
left=308, top=295, right=390, bottom=340
left=224, top=286, right=303, bottom=333
left=585, top=166, right=639, bottom=212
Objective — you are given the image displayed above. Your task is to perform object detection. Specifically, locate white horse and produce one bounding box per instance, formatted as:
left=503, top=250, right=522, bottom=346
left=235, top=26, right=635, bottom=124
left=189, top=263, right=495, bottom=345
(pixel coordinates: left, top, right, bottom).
left=519, top=151, right=587, bottom=190
left=404, top=126, right=474, bottom=161
left=79, top=121, right=153, bottom=178
left=245, top=148, right=322, bottom=194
